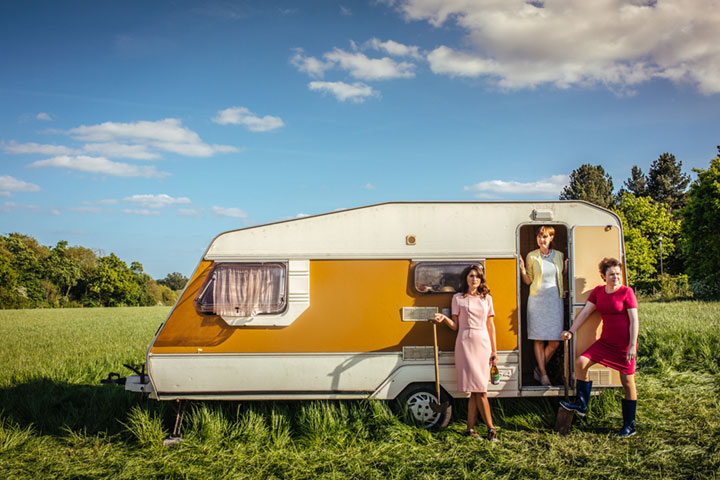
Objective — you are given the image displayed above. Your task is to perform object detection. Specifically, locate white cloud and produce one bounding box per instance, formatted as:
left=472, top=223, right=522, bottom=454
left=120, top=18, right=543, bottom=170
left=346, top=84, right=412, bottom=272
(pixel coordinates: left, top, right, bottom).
left=212, top=206, right=248, bottom=218
left=66, top=118, right=239, bottom=157
left=324, top=48, right=416, bottom=80
left=392, top=0, right=720, bottom=93
left=1, top=201, right=60, bottom=216
left=36, top=112, right=52, bottom=121
left=213, top=107, right=285, bottom=132
left=81, top=199, right=118, bottom=205
left=308, top=81, right=379, bottom=102
left=340, top=6, right=352, bottom=16
left=121, top=208, right=163, bottom=216
left=464, top=175, right=569, bottom=197
left=290, top=49, right=333, bottom=78
left=362, top=183, right=376, bottom=189
left=0, top=175, right=42, bottom=193
left=67, top=206, right=104, bottom=214
left=124, top=194, right=191, bottom=209
left=83, top=143, right=160, bottom=160
left=28, top=155, right=170, bottom=178
left=365, top=38, right=422, bottom=59
left=178, top=208, right=203, bottom=218
left=3, top=141, right=76, bottom=156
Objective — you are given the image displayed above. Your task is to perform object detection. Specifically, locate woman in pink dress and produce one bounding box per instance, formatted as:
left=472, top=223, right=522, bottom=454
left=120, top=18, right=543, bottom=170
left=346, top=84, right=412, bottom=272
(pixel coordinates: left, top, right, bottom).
left=560, top=257, right=639, bottom=438
left=433, top=264, right=498, bottom=441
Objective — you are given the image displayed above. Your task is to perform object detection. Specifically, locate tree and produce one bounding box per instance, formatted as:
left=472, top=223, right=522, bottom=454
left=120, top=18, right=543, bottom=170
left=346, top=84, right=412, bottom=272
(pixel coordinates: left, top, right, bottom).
left=619, top=165, right=648, bottom=198
left=43, top=241, right=82, bottom=302
left=560, top=164, right=614, bottom=208
left=647, top=152, right=690, bottom=213
left=157, top=271, right=189, bottom=291
left=613, top=193, right=680, bottom=285
left=681, top=148, right=720, bottom=296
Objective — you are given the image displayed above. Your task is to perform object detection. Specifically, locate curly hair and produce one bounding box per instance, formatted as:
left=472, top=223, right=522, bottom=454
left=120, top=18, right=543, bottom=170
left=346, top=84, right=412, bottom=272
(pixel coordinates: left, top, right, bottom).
left=458, top=264, right=490, bottom=296
left=598, top=257, right=623, bottom=276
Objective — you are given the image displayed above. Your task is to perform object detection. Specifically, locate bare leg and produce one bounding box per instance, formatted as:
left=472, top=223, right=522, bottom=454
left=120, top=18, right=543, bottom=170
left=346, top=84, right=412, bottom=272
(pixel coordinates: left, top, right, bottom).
left=544, top=341, right=560, bottom=365
left=619, top=373, right=637, bottom=400
left=534, top=340, right=548, bottom=375
left=476, top=393, right=494, bottom=430
left=467, top=394, right=478, bottom=431
left=575, top=355, right=596, bottom=381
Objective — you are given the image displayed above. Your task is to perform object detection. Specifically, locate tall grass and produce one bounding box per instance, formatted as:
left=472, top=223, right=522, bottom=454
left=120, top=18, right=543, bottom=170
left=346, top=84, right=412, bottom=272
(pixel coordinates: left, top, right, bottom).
left=0, top=303, right=719, bottom=479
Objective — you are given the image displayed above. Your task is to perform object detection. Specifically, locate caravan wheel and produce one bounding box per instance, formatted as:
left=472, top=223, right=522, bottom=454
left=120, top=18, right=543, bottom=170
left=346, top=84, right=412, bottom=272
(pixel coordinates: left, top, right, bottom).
left=396, top=383, right=452, bottom=429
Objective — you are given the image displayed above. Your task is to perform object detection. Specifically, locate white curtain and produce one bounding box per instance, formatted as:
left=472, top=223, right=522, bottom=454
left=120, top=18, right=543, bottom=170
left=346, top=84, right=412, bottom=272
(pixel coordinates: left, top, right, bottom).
left=197, top=264, right=286, bottom=316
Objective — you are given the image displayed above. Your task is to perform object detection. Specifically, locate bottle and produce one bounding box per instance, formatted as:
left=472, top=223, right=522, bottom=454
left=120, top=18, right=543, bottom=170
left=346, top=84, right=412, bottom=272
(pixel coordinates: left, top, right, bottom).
left=490, top=364, right=500, bottom=385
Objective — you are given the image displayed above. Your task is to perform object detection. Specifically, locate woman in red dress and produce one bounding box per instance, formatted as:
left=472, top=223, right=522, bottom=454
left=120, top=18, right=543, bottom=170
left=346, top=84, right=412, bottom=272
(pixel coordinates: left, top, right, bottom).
left=560, top=257, right=639, bottom=437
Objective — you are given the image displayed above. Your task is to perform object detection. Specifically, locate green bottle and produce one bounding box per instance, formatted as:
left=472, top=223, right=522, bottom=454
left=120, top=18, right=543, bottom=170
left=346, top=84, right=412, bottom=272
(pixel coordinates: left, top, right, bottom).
left=490, top=364, right=500, bottom=385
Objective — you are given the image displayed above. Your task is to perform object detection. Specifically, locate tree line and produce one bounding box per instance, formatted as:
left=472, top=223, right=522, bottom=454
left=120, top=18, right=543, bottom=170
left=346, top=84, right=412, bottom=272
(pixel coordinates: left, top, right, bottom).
left=560, top=145, right=720, bottom=299
left=0, top=235, right=189, bottom=308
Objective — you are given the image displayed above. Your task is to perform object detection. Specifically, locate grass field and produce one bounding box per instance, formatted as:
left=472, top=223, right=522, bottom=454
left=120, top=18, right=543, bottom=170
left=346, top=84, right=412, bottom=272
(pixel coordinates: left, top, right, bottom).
left=1, top=303, right=719, bottom=479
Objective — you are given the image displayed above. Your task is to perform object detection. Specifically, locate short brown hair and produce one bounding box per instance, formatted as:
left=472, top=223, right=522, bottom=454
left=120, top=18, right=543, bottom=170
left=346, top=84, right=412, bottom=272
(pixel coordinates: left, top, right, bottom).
left=598, top=257, right=623, bottom=275
left=536, top=225, right=555, bottom=237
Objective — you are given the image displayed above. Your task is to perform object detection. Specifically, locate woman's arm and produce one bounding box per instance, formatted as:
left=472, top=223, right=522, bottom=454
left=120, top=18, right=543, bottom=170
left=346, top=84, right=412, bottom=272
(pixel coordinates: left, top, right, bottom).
left=433, top=313, right=458, bottom=331
left=487, top=314, right=497, bottom=365
left=561, top=301, right=596, bottom=339
left=519, top=255, right=532, bottom=286
left=626, top=307, right=639, bottom=363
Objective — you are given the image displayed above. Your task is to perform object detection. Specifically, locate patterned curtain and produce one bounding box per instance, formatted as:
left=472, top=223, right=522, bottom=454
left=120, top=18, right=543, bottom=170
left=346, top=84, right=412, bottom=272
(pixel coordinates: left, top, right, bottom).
left=196, top=263, right=286, bottom=316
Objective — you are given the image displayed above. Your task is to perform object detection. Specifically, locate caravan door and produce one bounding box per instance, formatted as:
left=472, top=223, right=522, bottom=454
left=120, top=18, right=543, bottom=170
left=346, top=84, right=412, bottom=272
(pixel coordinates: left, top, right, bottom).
left=570, top=225, right=623, bottom=388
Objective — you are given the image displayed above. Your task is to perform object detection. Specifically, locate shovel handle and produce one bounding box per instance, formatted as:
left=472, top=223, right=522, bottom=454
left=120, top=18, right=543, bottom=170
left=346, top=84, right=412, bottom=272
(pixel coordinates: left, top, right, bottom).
left=563, top=338, right=570, bottom=402
left=433, top=322, right=441, bottom=400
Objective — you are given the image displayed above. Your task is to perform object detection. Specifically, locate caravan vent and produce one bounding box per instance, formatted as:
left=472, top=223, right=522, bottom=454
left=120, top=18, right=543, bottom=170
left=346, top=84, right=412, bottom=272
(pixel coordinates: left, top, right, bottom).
left=588, top=369, right=612, bottom=386
left=403, top=346, right=434, bottom=361
left=532, top=209, right=554, bottom=221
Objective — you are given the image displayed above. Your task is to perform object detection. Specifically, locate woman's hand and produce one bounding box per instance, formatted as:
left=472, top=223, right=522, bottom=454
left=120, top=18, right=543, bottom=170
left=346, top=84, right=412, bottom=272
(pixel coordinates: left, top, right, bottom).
left=626, top=344, right=637, bottom=363
left=490, top=352, right=498, bottom=366
left=560, top=330, right=573, bottom=340
left=432, top=313, right=447, bottom=324
left=518, top=256, right=526, bottom=274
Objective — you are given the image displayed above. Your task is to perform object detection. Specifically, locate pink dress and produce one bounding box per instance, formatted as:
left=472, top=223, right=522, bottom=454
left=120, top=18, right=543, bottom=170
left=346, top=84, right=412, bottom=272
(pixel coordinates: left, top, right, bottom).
left=581, top=285, right=638, bottom=375
left=452, top=292, right=495, bottom=393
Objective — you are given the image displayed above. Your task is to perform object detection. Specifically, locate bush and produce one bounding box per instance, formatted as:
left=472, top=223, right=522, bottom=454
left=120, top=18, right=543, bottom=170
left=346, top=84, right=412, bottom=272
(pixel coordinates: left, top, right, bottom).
left=633, top=274, right=692, bottom=300
left=689, top=280, right=720, bottom=300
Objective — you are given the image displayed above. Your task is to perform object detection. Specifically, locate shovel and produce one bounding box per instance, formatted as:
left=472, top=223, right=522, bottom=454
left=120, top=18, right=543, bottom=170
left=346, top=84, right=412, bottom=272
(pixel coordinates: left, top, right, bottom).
left=429, top=321, right=450, bottom=414
left=553, top=338, right=574, bottom=434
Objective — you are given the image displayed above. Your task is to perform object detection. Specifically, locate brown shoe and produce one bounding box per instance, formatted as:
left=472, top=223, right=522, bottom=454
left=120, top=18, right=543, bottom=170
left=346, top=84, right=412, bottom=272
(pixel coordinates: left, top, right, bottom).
left=464, top=429, right=480, bottom=439
left=487, top=428, right=498, bottom=442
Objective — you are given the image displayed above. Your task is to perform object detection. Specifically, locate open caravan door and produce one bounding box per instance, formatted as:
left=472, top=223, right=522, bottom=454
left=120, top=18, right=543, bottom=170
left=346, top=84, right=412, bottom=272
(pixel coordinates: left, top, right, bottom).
left=570, top=225, right=623, bottom=388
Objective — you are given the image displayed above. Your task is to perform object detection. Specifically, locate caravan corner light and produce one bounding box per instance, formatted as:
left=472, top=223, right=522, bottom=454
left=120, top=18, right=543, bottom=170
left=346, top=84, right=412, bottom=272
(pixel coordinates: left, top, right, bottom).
left=532, top=209, right=553, bottom=221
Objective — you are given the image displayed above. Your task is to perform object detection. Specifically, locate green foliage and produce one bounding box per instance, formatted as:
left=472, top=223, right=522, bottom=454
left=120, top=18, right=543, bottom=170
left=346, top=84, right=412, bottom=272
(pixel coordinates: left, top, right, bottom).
left=633, top=274, right=692, bottom=300
left=0, top=233, right=172, bottom=309
left=647, top=152, right=691, bottom=213
left=619, top=165, right=648, bottom=198
left=612, top=193, right=680, bottom=285
left=681, top=150, right=720, bottom=298
left=157, top=271, right=189, bottom=291
left=559, top=164, right=614, bottom=208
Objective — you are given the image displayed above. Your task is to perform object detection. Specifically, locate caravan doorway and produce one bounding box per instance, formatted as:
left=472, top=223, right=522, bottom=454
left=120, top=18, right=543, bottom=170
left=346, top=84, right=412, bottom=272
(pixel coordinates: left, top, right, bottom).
left=518, top=224, right=570, bottom=389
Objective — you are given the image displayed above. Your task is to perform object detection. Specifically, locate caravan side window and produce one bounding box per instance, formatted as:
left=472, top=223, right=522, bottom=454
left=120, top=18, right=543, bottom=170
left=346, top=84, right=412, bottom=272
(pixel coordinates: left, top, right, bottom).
left=194, top=263, right=287, bottom=316
left=413, top=261, right=485, bottom=294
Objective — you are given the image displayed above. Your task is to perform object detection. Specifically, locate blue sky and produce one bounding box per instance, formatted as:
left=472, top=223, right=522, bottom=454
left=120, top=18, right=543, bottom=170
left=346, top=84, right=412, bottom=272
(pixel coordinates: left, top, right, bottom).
left=2, top=0, right=719, bottom=278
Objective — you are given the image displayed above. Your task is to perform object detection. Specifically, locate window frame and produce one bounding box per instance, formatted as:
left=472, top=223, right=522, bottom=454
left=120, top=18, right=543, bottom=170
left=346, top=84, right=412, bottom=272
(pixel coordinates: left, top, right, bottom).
left=411, top=260, right=486, bottom=295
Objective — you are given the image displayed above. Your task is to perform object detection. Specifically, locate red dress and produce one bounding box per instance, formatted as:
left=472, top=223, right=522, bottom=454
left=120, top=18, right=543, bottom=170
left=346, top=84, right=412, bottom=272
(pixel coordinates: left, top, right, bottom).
left=580, top=285, right=638, bottom=375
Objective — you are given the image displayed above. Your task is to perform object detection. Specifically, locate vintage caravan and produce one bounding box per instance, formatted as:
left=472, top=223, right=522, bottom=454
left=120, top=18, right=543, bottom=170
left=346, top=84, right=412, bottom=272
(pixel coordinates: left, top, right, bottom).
left=121, top=201, right=626, bottom=430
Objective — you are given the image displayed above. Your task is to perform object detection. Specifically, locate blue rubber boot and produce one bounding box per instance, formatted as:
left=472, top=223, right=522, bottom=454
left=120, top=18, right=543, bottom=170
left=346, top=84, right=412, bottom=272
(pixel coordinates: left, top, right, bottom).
left=560, top=379, right=592, bottom=416
left=617, top=399, right=637, bottom=438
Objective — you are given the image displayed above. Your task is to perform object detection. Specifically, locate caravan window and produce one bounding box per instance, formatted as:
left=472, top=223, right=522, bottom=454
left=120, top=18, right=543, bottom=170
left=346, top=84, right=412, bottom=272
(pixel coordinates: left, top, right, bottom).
left=413, top=261, right=485, bottom=294
left=194, top=263, right=287, bottom=316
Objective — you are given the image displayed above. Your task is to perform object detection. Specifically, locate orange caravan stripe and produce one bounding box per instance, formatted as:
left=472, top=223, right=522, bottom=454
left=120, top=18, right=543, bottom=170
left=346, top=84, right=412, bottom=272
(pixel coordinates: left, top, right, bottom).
left=151, top=259, right=518, bottom=354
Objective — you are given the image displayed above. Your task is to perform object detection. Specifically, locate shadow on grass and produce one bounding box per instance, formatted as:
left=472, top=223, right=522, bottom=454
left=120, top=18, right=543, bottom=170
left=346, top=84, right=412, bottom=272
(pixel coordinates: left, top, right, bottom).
left=0, top=378, right=154, bottom=436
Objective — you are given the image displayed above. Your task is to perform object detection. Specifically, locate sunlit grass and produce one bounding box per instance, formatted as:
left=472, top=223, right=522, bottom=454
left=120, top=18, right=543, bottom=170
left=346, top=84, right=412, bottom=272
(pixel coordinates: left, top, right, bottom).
left=0, top=302, right=719, bottom=479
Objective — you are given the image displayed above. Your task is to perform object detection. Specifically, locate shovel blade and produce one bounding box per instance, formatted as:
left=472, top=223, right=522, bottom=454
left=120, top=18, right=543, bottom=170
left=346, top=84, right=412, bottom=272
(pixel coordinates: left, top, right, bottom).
left=554, top=406, right=575, bottom=435
left=429, top=400, right=450, bottom=413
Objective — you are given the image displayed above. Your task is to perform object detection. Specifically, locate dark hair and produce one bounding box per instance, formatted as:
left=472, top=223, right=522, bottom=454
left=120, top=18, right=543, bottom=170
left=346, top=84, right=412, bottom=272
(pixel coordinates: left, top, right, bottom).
left=598, top=257, right=623, bottom=276
left=458, top=264, right=490, bottom=296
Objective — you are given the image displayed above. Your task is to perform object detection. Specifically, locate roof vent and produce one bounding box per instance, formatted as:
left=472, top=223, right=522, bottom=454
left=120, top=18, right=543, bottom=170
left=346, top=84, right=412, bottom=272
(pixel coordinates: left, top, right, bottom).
left=532, top=209, right=553, bottom=221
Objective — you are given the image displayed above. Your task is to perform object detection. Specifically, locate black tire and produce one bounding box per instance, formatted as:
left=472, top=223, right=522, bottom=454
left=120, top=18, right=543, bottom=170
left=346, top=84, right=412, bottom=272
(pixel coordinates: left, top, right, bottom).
left=396, top=382, right=452, bottom=429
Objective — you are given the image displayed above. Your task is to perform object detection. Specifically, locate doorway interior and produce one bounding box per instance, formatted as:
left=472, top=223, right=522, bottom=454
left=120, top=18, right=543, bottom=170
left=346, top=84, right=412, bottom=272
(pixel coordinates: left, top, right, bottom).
left=518, top=223, right=570, bottom=388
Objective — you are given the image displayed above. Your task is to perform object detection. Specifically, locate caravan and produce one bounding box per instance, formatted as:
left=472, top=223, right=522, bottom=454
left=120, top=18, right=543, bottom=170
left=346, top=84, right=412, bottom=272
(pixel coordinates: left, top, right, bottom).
left=122, top=201, right=626, bottom=429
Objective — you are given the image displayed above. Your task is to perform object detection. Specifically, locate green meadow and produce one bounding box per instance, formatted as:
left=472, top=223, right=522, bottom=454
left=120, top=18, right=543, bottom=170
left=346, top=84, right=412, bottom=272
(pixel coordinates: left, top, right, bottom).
left=1, top=303, right=719, bottom=479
